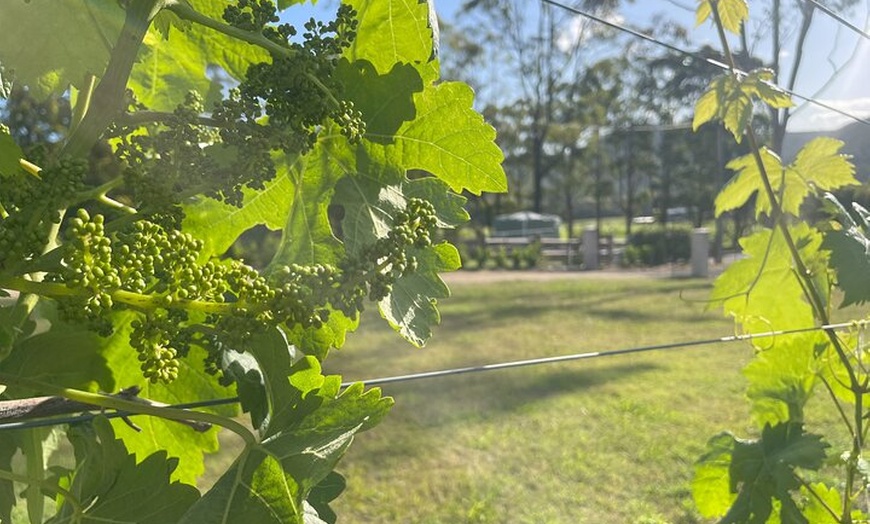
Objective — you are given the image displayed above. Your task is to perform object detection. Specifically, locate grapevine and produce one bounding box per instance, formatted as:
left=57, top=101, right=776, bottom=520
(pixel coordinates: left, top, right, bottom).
left=0, top=1, right=506, bottom=523
left=691, top=1, right=870, bottom=523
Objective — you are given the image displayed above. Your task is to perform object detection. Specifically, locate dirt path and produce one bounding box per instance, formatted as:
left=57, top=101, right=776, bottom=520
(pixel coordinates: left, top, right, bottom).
left=441, top=259, right=737, bottom=285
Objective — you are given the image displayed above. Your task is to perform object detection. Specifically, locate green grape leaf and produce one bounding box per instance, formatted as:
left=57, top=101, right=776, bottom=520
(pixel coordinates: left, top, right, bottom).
left=305, top=471, right=346, bottom=524
left=220, top=347, right=270, bottom=433
left=179, top=377, right=391, bottom=524
left=695, top=424, right=828, bottom=523
left=182, top=156, right=297, bottom=259
left=715, top=147, right=782, bottom=217
left=0, top=317, right=114, bottom=393
left=332, top=169, right=407, bottom=253
left=743, top=333, right=825, bottom=427
left=282, top=309, right=360, bottom=362
left=0, top=0, right=124, bottom=98
left=338, top=57, right=505, bottom=195
left=0, top=127, right=23, bottom=178
left=694, top=70, right=786, bottom=142
left=48, top=417, right=199, bottom=524
left=821, top=193, right=870, bottom=306
left=99, top=312, right=233, bottom=486
left=716, top=147, right=820, bottom=218
left=724, top=423, right=828, bottom=524
left=695, top=0, right=749, bottom=33
left=332, top=170, right=462, bottom=346
left=405, top=177, right=470, bottom=228
left=692, top=76, right=725, bottom=131
left=693, top=74, right=751, bottom=141
left=130, top=0, right=268, bottom=110
left=790, top=137, right=857, bottom=192
left=800, top=483, right=841, bottom=524
left=131, top=29, right=225, bottom=111
left=337, top=59, right=424, bottom=142
left=822, top=226, right=870, bottom=306
left=718, top=0, right=749, bottom=34
left=366, top=81, right=507, bottom=195
left=241, top=328, right=309, bottom=436
left=270, top=144, right=346, bottom=268
left=344, top=0, right=439, bottom=82
left=755, top=77, right=793, bottom=109
left=379, top=242, right=460, bottom=347
left=693, top=432, right=738, bottom=518
left=710, top=225, right=820, bottom=333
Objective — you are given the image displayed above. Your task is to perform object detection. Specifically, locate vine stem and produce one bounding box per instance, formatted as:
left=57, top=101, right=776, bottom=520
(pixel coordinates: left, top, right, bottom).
left=163, top=0, right=297, bottom=59
left=62, top=0, right=163, bottom=158
left=709, top=2, right=863, bottom=520
left=0, top=372, right=257, bottom=446
left=0, top=276, right=245, bottom=316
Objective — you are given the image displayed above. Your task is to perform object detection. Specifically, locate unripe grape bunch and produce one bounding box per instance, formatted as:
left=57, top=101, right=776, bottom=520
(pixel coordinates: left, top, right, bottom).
left=0, top=1, right=435, bottom=385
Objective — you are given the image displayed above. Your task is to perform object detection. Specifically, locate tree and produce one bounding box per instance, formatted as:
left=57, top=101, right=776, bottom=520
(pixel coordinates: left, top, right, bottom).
left=0, top=1, right=505, bottom=523
left=459, top=0, right=622, bottom=214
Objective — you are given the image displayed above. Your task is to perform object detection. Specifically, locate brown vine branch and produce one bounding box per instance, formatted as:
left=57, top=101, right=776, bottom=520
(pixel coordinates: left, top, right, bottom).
left=0, top=387, right=210, bottom=433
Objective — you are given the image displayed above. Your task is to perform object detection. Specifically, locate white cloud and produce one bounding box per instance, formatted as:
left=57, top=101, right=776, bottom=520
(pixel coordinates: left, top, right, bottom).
left=556, top=13, right=625, bottom=53
left=787, top=97, right=870, bottom=132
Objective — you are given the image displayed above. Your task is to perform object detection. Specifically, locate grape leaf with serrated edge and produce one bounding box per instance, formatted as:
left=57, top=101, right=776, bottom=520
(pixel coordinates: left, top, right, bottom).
left=710, top=224, right=820, bottom=333
left=693, top=432, right=738, bottom=519
left=179, top=374, right=392, bottom=524
left=694, top=69, right=791, bottom=142
left=715, top=136, right=855, bottom=219
left=696, top=0, right=749, bottom=33
left=98, top=312, right=234, bottom=486
left=821, top=193, right=870, bottom=306
left=48, top=417, right=199, bottom=524
left=345, top=0, right=440, bottom=83
left=129, top=0, right=268, bottom=111
left=743, top=332, right=825, bottom=427
left=694, top=424, right=828, bottom=523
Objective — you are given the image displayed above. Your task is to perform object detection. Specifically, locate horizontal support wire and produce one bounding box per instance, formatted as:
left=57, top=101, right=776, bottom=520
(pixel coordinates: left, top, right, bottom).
left=1, top=320, right=865, bottom=432
left=540, top=0, right=870, bottom=127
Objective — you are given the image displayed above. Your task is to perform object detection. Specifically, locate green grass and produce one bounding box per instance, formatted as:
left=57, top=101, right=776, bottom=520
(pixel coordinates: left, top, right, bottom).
left=205, top=275, right=850, bottom=523
left=313, top=276, right=803, bottom=524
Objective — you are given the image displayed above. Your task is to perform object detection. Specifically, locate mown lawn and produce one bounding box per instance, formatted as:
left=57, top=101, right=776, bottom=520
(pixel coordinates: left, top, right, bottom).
left=206, top=273, right=850, bottom=523
left=314, top=275, right=792, bottom=524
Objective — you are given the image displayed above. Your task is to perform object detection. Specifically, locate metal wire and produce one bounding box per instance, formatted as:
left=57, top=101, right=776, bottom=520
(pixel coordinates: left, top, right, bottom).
left=1, top=320, right=864, bottom=432
left=540, top=0, right=870, bottom=127
left=804, top=0, right=870, bottom=41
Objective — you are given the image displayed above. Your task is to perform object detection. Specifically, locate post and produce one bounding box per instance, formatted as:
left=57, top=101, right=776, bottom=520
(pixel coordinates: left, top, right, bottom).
left=582, top=226, right=599, bottom=270
left=691, top=228, right=710, bottom=278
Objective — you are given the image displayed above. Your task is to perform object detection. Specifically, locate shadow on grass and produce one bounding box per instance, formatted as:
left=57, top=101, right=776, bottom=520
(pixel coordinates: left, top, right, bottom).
left=350, top=361, right=661, bottom=463
left=439, top=281, right=712, bottom=332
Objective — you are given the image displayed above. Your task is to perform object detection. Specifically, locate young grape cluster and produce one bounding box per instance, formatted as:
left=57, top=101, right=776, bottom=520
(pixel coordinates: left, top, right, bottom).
left=0, top=158, right=87, bottom=271
left=1, top=2, right=440, bottom=388
left=116, top=3, right=363, bottom=213
left=45, top=198, right=437, bottom=383
left=215, top=2, right=364, bottom=158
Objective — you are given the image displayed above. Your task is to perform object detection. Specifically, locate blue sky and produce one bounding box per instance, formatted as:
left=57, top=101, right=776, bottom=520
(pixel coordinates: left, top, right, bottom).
left=283, top=0, right=870, bottom=131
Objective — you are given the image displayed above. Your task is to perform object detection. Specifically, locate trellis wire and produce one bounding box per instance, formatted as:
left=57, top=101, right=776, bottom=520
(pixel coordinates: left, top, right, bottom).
left=1, top=320, right=865, bottom=432
left=540, top=0, right=870, bottom=127
left=804, top=0, right=870, bottom=42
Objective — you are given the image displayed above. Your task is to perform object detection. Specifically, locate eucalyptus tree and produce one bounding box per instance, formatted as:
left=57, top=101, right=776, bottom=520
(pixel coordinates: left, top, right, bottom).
left=458, top=0, right=624, bottom=214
